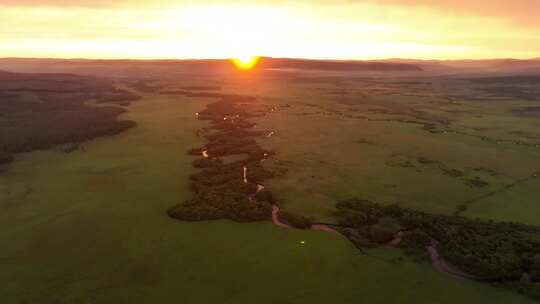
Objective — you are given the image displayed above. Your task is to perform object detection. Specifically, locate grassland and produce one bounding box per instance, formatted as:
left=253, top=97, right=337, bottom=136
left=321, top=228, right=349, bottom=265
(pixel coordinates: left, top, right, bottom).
left=1, top=69, right=539, bottom=303
left=246, top=75, right=540, bottom=226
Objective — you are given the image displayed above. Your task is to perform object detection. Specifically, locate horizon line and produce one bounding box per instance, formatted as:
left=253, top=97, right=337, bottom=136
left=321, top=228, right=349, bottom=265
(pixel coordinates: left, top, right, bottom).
left=1, top=56, right=539, bottom=62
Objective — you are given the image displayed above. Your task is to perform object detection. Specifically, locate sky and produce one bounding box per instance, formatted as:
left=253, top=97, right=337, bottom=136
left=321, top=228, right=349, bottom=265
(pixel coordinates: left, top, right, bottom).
left=1, top=0, right=539, bottom=60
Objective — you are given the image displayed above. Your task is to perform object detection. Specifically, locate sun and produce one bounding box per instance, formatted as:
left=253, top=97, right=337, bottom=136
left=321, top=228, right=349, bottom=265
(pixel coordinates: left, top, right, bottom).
left=231, top=55, right=260, bottom=71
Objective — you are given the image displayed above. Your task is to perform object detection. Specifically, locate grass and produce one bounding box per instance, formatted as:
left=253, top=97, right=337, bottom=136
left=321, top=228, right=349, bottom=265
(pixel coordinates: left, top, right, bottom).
left=0, top=76, right=538, bottom=303
left=250, top=76, right=540, bottom=225
left=465, top=178, right=540, bottom=225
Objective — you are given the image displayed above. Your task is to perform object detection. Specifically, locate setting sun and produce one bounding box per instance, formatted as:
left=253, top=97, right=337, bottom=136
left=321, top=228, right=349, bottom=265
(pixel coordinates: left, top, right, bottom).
left=231, top=56, right=260, bottom=70
left=1, top=2, right=540, bottom=60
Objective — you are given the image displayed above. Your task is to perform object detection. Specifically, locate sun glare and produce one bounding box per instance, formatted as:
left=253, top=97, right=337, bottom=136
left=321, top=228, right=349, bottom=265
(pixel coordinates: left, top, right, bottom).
left=231, top=55, right=260, bottom=70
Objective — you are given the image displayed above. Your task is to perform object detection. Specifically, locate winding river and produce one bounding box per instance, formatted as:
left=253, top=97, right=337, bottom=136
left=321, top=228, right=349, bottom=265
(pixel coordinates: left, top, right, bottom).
left=270, top=204, right=477, bottom=281
left=236, top=106, right=474, bottom=281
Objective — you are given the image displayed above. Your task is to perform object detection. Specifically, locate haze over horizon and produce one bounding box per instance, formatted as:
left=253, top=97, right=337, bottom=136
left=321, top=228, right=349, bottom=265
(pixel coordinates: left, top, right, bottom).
left=1, top=0, right=540, bottom=60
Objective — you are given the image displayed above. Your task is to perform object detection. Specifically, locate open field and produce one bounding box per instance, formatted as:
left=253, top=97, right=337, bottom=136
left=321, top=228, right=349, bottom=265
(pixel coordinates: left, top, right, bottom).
left=243, top=75, right=540, bottom=225
left=1, top=61, right=540, bottom=302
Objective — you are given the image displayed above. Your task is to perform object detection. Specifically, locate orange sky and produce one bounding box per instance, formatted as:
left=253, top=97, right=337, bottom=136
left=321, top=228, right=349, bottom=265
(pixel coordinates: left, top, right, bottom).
left=1, top=0, right=539, bottom=60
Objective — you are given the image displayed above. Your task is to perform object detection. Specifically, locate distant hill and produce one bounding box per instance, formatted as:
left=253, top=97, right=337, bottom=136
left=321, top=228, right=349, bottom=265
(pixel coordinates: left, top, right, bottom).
left=3, top=57, right=540, bottom=78
left=0, top=57, right=422, bottom=77
left=370, top=58, right=540, bottom=73
left=257, top=57, right=422, bottom=71
left=0, top=69, right=17, bottom=78
left=0, top=68, right=117, bottom=92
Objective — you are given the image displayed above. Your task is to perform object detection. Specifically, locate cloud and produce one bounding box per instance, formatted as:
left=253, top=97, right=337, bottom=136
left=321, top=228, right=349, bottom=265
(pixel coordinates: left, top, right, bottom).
left=360, top=0, right=540, bottom=26
left=1, top=0, right=538, bottom=59
left=3, top=0, right=538, bottom=24
left=0, top=0, right=110, bottom=6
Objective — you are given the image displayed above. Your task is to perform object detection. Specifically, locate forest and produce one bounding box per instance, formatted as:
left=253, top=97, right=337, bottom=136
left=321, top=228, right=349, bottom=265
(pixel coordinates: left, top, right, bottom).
left=167, top=96, right=278, bottom=222
left=0, top=70, right=139, bottom=166
left=334, top=198, right=540, bottom=299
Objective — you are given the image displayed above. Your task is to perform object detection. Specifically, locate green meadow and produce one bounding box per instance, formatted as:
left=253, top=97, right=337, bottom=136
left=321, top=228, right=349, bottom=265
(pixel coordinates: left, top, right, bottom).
left=250, top=76, right=540, bottom=225
left=1, top=74, right=539, bottom=303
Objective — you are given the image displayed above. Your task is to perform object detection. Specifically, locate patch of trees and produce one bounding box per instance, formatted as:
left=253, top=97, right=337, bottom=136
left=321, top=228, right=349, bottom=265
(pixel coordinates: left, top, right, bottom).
left=95, top=89, right=141, bottom=105
left=464, top=177, right=489, bottom=188
left=168, top=181, right=272, bottom=222
left=123, top=80, right=161, bottom=93
left=334, top=198, right=540, bottom=300
left=468, top=75, right=540, bottom=85
left=277, top=211, right=313, bottom=229
left=480, top=86, right=539, bottom=101
left=336, top=199, right=404, bottom=247
left=254, top=189, right=275, bottom=204
left=159, top=90, right=260, bottom=102
left=160, top=90, right=225, bottom=98
left=387, top=154, right=492, bottom=189
left=182, top=86, right=221, bottom=91
left=513, top=107, right=540, bottom=117
left=0, top=151, right=13, bottom=166
left=168, top=96, right=277, bottom=222
left=0, top=71, right=138, bottom=167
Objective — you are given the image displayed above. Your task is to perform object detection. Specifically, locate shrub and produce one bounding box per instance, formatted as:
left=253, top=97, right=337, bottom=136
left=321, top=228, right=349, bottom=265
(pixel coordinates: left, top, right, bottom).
left=278, top=211, right=313, bottom=229
left=255, top=190, right=275, bottom=204
left=192, top=158, right=223, bottom=168
left=454, top=204, right=468, bottom=214
left=382, top=203, right=404, bottom=217
left=167, top=204, right=224, bottom=221
left=368, top=224, right=396, bottom=243
left=0, top=152, right=13, bottom=165
left=401, top=229, right=431, bottom=248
